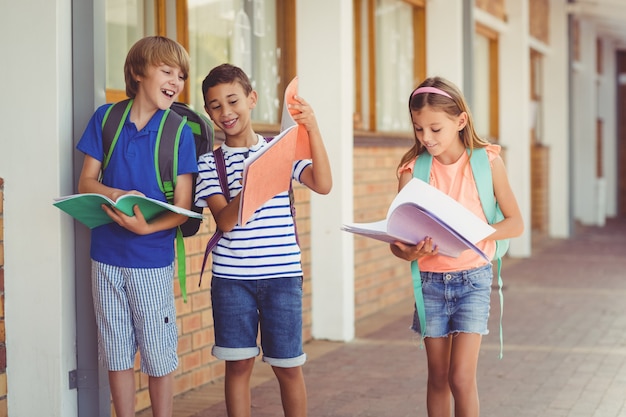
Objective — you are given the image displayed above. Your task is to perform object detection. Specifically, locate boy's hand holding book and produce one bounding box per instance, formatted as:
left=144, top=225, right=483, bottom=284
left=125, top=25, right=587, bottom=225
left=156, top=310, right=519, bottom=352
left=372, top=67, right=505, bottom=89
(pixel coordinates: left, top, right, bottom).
left=53, top=192, right=202, bottom=230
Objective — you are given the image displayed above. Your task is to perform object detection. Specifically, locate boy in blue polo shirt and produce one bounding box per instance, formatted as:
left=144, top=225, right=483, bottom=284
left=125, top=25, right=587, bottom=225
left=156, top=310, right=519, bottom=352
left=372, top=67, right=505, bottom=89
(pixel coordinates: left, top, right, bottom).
left=76, top=36, right=197, bottom=417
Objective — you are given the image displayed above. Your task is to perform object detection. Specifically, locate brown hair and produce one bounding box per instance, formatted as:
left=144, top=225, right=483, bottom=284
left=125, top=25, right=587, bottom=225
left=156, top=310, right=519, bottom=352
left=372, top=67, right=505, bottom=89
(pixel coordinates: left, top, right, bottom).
left=397, top=76, right=490, bottom=175
left=201, top=63, right=253, bottom=107
left=123, top=36, right=190, bottom=98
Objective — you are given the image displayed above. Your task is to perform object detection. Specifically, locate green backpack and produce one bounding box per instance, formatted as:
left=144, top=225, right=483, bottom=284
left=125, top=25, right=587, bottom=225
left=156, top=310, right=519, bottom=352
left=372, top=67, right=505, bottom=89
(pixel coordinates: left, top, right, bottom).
left=101, top=99, right=214, bottom=302
left=412, top=147, right=508, bottom=358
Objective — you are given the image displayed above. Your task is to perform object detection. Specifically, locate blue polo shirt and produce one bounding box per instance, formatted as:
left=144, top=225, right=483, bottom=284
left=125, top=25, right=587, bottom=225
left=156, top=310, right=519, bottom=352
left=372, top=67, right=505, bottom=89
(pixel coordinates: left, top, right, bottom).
left=77, top=103, right=198, bottom=268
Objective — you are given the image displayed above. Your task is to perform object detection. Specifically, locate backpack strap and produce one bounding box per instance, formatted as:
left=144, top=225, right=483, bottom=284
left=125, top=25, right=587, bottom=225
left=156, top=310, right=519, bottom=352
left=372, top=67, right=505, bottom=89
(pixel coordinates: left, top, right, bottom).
left=469, top=148, right=496, bottom=222
left=155, top=110, right=186, bottom=203
left=469, top=149, right=509, bottom=257
left=199, top=147, right=230, bottom=287
left=468, top=147, right=506, bottom=358
left=150, top=108, right=191, bottom=302
left=413, top=152, right=433, bottom=184
left=170, top=102, right=214, bottom=160
left=170, top=114, right=193, bottom=302
left=411, top=153, right=432, bottom=346
left=101, top=99, right=133, bottom=171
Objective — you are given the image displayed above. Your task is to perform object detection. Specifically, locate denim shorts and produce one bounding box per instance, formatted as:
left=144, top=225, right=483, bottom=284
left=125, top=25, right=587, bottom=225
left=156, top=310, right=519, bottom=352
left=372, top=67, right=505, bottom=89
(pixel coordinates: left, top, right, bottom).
left=411, top=263, right=493, bottom=338
left=211, top=276, right=306, bottom=368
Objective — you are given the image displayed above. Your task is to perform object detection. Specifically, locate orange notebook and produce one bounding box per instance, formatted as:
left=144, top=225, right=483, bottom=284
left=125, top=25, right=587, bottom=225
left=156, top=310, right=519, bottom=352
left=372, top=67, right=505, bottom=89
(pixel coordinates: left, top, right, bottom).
left=238, top=77, right=311, bottom=225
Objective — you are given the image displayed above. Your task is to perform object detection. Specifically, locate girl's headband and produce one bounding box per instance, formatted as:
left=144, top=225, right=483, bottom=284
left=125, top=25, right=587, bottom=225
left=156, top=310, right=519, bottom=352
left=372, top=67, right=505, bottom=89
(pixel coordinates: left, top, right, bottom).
left=411, top=86, right=452, bottom=99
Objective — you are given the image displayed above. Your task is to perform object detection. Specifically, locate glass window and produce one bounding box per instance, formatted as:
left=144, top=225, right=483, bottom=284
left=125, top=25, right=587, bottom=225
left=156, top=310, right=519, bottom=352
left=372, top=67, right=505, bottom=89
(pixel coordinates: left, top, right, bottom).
left=105, top=0, right=155, bottom=102
left=530, top=49, right=543, bottom=144
left=473, top=32, right=491, bottom=140
left=187, top=0, right=280, bottom=123
left=375, top=0, right=415, bottom=132
left=473, top=24, right=499, bottom=142
left=104, top=0, right=288, bottom=126
left=355, top=0, right=425, bottom=133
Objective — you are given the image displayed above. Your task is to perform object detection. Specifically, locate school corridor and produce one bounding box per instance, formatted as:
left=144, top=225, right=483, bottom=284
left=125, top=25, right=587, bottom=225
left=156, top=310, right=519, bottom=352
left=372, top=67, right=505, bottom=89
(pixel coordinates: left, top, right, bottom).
left=139, top=218, right=626, bottom=417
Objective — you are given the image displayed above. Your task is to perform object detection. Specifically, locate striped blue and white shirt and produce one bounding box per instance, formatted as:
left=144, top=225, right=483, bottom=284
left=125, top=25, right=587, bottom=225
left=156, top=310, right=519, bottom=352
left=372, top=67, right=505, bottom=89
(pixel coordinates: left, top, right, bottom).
left=195, top=135, right=311, bottom=280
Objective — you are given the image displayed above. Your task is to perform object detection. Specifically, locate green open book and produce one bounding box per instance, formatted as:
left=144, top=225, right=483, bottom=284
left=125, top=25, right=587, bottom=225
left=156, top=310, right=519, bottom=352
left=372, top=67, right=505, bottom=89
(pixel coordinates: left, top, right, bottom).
left=53, top=193, right=203, bottom=229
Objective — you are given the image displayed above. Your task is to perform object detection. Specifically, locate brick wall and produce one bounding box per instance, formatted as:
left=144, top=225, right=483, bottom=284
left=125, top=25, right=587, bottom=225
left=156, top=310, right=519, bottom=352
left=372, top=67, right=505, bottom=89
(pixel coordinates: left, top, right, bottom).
left=531, top=145, right=550, bottom=233
left=529, top=0, right=550, bottom=44
left=0, top=178, right=6, bottom=417
left=475, top=0, right=506, bottom=20
left=353, top=140, right=415, bottom=319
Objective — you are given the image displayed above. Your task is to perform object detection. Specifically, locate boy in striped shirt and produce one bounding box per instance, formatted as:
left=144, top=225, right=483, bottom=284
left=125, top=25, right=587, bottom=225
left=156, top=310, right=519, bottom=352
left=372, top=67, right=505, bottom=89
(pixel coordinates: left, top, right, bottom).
left=195, top=63, right=332, bottom=417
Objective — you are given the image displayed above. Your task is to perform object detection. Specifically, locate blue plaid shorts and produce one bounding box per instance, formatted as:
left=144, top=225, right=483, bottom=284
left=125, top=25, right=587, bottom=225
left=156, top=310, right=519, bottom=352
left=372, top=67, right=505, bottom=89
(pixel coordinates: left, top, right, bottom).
left=92, top=261, right=178, bottom=377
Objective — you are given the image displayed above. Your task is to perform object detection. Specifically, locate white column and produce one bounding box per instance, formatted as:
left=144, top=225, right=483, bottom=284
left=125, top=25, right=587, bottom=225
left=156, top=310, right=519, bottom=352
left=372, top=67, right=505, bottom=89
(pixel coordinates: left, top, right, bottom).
left=0, top=0, right=78, bottom=416
left=499, top=0, right=532, bottom=257
left=426, top=0, right=465, bottom=87
left=598, top=38, right=618, bottom=218
left=571, top=19, right=599, bottom=225
left=545, top=0, right=571, bottom=238
left=296, top=0, right=355, bottom=341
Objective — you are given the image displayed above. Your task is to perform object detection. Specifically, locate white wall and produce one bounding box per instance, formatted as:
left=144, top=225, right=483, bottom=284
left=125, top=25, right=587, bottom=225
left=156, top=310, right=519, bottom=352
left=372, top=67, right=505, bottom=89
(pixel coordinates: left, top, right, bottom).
left=598, top=38, right=618, bottom=218
left=0, top=1, right=78, bottom=416
left=426, top=0, right=465, bottom=86
left=572, top=20, right=600, bottom=225
left=298, top=0, right=356, bottom=342
left=545, top=0, right=571, bottom=238
left=498, top=0, right=533, bottom=257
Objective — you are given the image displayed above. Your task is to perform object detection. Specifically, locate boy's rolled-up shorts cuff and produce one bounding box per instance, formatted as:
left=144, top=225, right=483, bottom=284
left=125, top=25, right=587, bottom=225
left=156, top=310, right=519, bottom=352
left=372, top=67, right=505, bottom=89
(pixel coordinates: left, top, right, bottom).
left=212, top=345, right=259, bottom=361
left=263, top=353, right=307, bottom=368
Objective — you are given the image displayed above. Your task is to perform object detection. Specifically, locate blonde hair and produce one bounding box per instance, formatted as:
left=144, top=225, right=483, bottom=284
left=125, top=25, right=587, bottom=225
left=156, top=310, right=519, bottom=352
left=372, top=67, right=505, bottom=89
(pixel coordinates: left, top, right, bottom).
left=397, top=76, right=490, bottom=175
left=123, top=36, right=190, bottom=98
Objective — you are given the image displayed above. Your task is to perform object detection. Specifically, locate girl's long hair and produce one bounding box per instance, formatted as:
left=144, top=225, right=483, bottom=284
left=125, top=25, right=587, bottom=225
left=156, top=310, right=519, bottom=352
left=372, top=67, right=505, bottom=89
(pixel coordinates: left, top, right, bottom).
left=397, top=76, right=490, bottom=175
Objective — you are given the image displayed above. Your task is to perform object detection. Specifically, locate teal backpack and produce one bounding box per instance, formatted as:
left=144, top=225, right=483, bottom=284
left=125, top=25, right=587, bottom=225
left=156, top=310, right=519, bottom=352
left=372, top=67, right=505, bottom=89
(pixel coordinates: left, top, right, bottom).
left=101, top=99, right=214, bottom=303
left=412, top=147, right=508, bottom=358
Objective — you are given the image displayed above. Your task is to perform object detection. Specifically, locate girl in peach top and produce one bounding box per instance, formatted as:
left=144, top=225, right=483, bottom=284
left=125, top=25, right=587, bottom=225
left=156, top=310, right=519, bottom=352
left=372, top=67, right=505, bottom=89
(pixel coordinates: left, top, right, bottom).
left=391, top=77, right=523, bottom=417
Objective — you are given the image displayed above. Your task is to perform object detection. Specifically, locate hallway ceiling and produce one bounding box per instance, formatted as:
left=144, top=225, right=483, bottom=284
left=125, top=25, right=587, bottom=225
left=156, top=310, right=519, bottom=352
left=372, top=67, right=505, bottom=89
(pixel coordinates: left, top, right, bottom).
left=569, top=0, right=626, bottom=47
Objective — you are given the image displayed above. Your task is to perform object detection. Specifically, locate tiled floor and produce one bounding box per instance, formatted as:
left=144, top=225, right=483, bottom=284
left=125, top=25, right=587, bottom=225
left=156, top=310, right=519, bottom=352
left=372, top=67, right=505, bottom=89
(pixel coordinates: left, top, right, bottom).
left=137, top=305, right=398, bottom=417
left=139, top=219, right=626, bottom=417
